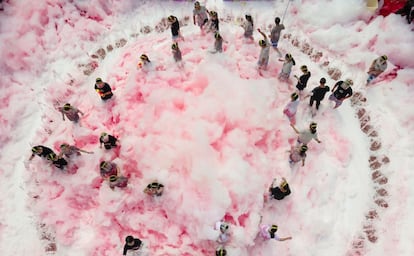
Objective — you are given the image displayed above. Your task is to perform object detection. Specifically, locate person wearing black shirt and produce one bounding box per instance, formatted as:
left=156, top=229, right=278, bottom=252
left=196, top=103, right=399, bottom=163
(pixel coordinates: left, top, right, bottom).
left=328, top=79, right=353, bottom=109
left=46, top=153, right=68, bottom=170
left=94, top=77, right=113, bottom=101
left=294, top=65, right=311, bottom=91
left=269, top=178, right=291, bottom=200
left=168, top=15, right=183, bottom=41
left=123, top=235, right=142, bottom=256
left=144, top=182, right=164, bottom=197
left=99, top=132, right=118, bottom=150
left=309, top=77, right=330, bottom=110
left=30, top=145, right=55, bottom=160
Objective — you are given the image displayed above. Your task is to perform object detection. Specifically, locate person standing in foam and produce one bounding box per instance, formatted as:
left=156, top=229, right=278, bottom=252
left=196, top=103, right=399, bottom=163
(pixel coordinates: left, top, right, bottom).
left=193, top=1, right=209, bottom=31
left=270, top=17, right=285, bottom=57
left=242, top=14, right=254, bottom=41
left=215, top=221, right=230, bottom=245
left=283, top=92, right=300, bottom=125
left=257, top=28, right=271, bottom=70
left=291, top=122, right=321, bottom=146
left=260, top=224, right=292, bottom=241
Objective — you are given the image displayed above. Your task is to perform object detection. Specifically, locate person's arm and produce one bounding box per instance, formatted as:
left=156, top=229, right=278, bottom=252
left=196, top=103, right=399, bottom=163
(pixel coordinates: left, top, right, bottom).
left=59, top=108, right=65, bottom=121
left=78, top=109, right=84, bottom=115
left=314, top=137, right=321, bottom=143
left=257, top=28, right=267, bottom=39
left=29, top=153, right=35, bottom=161
left=193, top=14, right=196, bottom=25
left=290, top=123, right=299, bottom=134
left=278, top=236, right=292, bottom=241
left=302, top=158, right=305, bottom=167
left=331, top=82, right=339, bottom=92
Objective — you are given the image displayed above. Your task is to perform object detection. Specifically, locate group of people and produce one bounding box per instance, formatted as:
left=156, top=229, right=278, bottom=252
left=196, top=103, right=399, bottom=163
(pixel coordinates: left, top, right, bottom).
left=29, top=2, right=396, bottom=255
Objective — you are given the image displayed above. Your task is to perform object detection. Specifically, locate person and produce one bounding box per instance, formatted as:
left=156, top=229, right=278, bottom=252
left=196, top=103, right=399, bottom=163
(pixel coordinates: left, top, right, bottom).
left=396, top=0, right=414, bottom=24
left=294, top=65, right=311, bottom=92
left=308, top=78, right=330, bottom=110
left=168, top=15, right=183, bottom=41
left=171, top=42, right=182, bottom=62
left=289, top=144, right=308, bottom=167
left=215, top=221, right=230, bottom=244
left=123, top=235, right=143, bottom=256
left=94, top=78, right=113, bottom=100
left=278, top=53, right=296, bottom=81
left=30, top=145, right=55, bottom=160
left=291, top=122, right=321, bottom=145
left=206, top=10, right=219, bottom=33
left=137, top=54, right=151, bottom=69
left=99, top=132, right=118, bottom=150
left=0, top=0, right=4, bottom=11
left=328, top=79, right=353, bottom=109
left=46, top=153, right=68, bottom=170
left=212, top=32, right=224, bottom=53
left=269, top=17, right=285, bottom=57
left=99, top=161, right=119, bottom=179
left=193, top=1, right=208, bottom=31
left=283, top=92, right=300, bottom=125
left=366, top=55, right=388, bottom=84
left=108, top=175, right=128, bottom=190
left=242, top=14, right=254, bottom=40
left=59, top=143, right=92, bottom=158
left=58, top=103, right=84, bottom=122
left=269, top=177, right=291, bottom=200
left=259, top=224, right=292, bottom=241
left=257, top=28, right=270, bottom=70
left=215, top=247, right=227, bottom=256
left=144, top=182, right=164, bottom=197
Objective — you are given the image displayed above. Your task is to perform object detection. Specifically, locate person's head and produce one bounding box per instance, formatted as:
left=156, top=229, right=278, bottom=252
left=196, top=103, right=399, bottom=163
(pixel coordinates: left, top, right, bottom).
left=300, top=65, right=308, bottom=73
left=220, top=222, right=229, bottom=233
left=100, top=161, right=107, bottom=169
left=100, top=132, right=108, bottom=141
left=345, top=79, right=353, bottom=86
left=269, top=224, right=278, bottom=238
left=63, top=103, right=71, bottom=111
left=259, top=39, right=267, bottom=47
left=125, top=235, right=134, bottom=244
left=109, top=175, right=117, bottom=182
left=194, top=1, right=200, bottom=10
left=216, top=248, right=227, bottom=256
left=47, top=153, right=57, bottom=161
left=280, top=180, right=288, bottom=191
left=380, top=55, right=388, bottom=63
left=215, top=32, right=222, bottom=40
left=96, top=77, right=103, bottom=84
left=245, top=14, right=253, bottom=23
left=319, top=77, right=326, bottom=86
left=309, top=122, right=317, bottom=132
left=275, top=17, right=281, bottom=25
left=172, top=42, right=179, bottom=50
left=168, top=15, right=175, bottom=23
left=140, top=54, right=150, bottom=63
left=32, top=146, right=42, bottom=154
left=145, top=183, right=159, bottom=194
left=291, top=92, right=299, bottom=101
left=285, top=53, right=292, bottom=61
left=209, top=11, right=217, bottom=18
left=300, top=145, right=308, bottom=153
left=60, top=143, right=69, bottom=150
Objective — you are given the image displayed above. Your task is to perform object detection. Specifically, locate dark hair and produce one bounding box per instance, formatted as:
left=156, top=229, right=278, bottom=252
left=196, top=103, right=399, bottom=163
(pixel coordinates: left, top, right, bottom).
left=275, top=17, right=281, bottom=24
left=320, top=78, right=326, bottom=84
left=125, top=235, right=134, bottom=243
left=245, top=14, right=253, bottom=26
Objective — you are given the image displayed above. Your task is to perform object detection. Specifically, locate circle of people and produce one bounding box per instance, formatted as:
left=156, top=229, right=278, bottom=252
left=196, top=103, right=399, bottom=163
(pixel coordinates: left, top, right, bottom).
left=28, top=2, right=390, bottom=255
